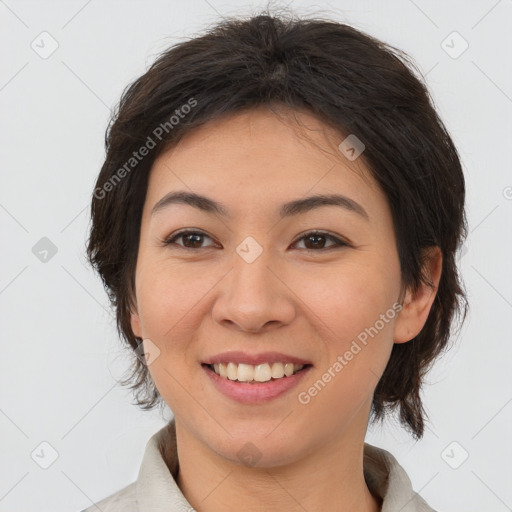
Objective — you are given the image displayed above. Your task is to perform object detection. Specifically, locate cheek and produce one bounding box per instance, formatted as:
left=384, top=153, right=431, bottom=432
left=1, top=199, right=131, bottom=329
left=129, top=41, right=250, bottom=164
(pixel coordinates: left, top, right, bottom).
left=135, top=259, right=214, bottom=339
left=134, top=262, right=210, bottom=411
left=293, top=261, right=399, bottom=409
left=296, top=261, right=399, bottom=342
left=297, top=271, right=397, bottom=421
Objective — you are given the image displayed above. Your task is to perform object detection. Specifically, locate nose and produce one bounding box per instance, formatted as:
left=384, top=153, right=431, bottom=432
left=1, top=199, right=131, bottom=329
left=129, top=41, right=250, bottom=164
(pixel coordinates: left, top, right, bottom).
left=211, top=247, right=296, bottom=333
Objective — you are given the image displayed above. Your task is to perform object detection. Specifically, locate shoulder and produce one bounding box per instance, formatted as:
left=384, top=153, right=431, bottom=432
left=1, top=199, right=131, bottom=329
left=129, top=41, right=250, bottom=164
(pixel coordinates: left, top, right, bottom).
left=78, top=481, right=137, bottom=512
left=363, top=443, right=437, bottom=512
left=77, top=420, right=180, bottom=512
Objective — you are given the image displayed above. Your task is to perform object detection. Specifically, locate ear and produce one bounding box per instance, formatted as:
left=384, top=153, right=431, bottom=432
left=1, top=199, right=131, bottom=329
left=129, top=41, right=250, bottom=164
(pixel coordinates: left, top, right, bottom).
left=130, top=303, right=143, bottom=339
left=393, top=246, right=443, bottom=344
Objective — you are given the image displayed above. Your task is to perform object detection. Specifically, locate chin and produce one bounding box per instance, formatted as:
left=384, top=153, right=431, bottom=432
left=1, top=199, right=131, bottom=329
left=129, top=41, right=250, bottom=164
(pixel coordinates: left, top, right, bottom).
left=205, top=424, right=310, bottom=469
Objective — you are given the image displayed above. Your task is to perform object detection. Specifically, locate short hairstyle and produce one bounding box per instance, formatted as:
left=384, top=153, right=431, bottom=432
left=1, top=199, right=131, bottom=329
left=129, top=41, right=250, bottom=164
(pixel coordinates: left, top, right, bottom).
left=86, top=10, right=468, bottom=439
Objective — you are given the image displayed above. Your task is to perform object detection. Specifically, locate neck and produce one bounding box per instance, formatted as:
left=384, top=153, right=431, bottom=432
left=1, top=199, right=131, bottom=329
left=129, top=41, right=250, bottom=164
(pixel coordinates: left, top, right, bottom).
left=171, top=418, right=382, bottom=512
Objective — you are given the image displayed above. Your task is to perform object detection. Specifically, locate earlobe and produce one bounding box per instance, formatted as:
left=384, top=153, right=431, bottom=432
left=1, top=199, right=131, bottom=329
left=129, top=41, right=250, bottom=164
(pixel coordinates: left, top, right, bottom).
left=130, top=307, right=142, bottom=338
left=393, top=246, right=443, bottom=344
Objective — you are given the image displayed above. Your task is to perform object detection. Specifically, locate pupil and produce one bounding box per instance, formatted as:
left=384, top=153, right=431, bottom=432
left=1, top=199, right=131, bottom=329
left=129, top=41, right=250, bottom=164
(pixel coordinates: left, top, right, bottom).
left=185, top=234, right=202, bottom=247
left=307, top=235, right=325, bottom=249
left=182, top=234, right=326, bottom=249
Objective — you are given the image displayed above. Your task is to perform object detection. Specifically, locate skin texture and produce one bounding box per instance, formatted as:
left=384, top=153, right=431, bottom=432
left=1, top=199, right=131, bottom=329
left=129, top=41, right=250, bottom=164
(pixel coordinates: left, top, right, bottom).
left=130, top=106, right=442, bottom=511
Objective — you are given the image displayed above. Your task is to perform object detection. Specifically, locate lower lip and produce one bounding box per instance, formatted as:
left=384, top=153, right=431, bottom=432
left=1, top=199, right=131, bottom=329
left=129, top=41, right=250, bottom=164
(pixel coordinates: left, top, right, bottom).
left=202, top=364, right=312, bottom=404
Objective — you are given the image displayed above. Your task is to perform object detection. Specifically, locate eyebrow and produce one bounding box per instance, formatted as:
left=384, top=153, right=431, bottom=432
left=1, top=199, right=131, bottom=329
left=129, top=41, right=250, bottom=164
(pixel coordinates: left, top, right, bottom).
left=151, top=190, right=369, bottom=221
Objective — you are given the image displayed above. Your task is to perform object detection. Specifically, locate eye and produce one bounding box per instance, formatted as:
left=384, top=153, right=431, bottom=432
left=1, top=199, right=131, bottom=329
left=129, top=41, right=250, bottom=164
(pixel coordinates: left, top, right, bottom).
left=162, top=229, right=349, bottom=251
left=292, top=231, right=349, bottom=251
left=163, top=230, right=218, bottom=249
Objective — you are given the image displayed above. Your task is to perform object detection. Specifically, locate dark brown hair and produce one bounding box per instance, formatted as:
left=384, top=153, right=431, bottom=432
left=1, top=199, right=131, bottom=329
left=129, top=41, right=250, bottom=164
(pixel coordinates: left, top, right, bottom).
left=86, top=10, right=468, bottom=439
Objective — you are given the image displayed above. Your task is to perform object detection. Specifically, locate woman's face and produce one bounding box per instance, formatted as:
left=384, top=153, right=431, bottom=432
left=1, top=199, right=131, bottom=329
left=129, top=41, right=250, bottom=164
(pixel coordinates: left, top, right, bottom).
left=130, top=107, right=412, bottom=466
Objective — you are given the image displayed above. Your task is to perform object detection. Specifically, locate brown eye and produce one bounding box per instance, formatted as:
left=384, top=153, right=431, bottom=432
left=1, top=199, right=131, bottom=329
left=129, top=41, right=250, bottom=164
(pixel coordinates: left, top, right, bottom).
left=293, top=231, right=348, bottom=251
left=164, top=230, right=216, bottom=249
left=163, top=229, right=348, bottom=252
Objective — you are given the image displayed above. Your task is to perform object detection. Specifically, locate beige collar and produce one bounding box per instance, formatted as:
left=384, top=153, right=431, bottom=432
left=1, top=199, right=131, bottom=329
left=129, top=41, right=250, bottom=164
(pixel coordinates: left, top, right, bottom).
left=135, top=419, right=435, bottom=512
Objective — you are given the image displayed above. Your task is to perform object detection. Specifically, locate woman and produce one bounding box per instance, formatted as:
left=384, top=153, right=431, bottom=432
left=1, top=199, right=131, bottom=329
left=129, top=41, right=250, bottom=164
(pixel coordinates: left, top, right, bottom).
left=83, top=10, right=467, bottom=512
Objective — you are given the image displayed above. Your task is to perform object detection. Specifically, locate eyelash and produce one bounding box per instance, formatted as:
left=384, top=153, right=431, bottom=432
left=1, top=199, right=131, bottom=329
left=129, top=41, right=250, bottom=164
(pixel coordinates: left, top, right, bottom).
left=162, top=229, right=350, bottom=252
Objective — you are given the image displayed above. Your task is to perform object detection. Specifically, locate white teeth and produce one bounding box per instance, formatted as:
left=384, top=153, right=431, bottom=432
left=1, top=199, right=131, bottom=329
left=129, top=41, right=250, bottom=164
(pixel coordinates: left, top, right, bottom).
left=210, top=362, right=305, bottom=382
left=237, top=363, right=254, bottom=382
left=271, top=362, right=285, bottom=378
left=254, top=363, right=272, bottom=382
left=227, top=362, right=238, bottom=380
left=284, top=363, right=294, bottom=377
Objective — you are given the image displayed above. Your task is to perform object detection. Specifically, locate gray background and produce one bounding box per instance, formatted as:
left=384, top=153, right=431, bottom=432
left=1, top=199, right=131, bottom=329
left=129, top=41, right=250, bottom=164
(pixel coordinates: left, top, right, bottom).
left=0, top=0, right=511, bottom=510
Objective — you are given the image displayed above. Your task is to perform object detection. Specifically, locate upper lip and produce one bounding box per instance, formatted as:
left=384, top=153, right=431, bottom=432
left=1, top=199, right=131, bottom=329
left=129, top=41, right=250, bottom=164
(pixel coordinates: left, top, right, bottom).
left=202, top=351, right=312, bottom=366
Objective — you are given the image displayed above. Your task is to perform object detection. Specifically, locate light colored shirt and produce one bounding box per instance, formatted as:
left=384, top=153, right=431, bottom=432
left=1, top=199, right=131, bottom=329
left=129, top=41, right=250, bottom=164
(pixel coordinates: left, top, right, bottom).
left=80, top=419, right=436, bottom=511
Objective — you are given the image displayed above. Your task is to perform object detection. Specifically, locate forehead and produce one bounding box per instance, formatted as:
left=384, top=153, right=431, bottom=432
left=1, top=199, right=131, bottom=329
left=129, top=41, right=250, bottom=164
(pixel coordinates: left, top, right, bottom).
left=145, top=107, right=386, bottom=219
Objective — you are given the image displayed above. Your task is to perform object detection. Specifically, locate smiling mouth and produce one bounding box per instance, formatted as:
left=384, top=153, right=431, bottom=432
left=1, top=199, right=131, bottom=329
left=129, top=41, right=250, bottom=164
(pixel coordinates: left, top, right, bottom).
left=203, top=362, right=311, bottom=384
